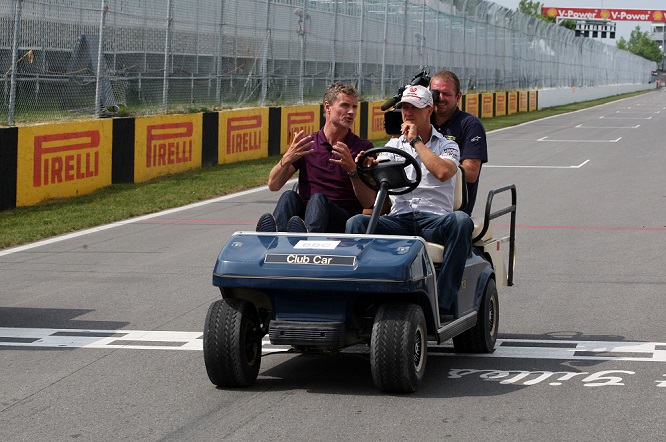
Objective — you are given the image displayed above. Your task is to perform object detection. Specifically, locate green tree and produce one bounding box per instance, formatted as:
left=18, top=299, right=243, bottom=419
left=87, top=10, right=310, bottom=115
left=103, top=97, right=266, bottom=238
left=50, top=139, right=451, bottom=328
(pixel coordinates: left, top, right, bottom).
left=518, top=0, right=575, bottom=30
left=617, top=26, right=662, bottom=63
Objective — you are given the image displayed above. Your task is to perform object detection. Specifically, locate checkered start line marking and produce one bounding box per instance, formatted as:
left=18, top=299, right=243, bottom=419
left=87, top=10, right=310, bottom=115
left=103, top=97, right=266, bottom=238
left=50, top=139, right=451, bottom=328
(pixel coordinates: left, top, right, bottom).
left=1, top=327, right=665, bottom=362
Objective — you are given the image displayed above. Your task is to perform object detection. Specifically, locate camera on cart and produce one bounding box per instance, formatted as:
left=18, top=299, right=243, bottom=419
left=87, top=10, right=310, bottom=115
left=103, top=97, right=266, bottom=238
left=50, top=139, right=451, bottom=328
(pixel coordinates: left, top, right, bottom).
left=382, top=68, right=438, bottom=135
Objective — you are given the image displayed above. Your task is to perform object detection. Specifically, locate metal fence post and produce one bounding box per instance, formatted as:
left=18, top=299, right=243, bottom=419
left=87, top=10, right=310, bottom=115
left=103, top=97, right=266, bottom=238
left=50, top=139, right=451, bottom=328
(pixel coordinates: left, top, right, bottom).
left=380, top=0, right=389, bottom=98
left=260, top=0, right=272, bottom=106
left=8, top=0, right=23, bottom=127
left=94, top=0, right=107, bottom=118
left=331, top=0, right=338, bottom=84
left=162, top=0, right=174, bottom=113
left=356, top=0, right=365, bottom=95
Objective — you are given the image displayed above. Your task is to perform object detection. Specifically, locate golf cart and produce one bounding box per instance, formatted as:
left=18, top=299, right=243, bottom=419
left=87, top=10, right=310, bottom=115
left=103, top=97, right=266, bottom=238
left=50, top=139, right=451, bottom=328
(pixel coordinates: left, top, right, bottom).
left=203, top=146, right=516, bottom=393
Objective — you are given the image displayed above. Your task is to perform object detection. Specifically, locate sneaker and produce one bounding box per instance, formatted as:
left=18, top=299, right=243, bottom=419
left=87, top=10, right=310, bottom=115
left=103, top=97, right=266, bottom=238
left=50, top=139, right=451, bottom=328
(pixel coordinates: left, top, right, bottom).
left=256, top=213, right=277, bottom=232
left=286, top=216, right=308, bottom=233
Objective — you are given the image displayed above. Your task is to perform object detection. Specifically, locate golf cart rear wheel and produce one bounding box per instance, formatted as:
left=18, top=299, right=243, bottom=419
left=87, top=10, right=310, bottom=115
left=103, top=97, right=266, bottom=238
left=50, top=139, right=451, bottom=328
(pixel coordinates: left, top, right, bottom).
left=203, top=298, right=262, bottom=387
left=453, top=279, right=499, bottom=353
left=370, top=303, right=427, bottom=393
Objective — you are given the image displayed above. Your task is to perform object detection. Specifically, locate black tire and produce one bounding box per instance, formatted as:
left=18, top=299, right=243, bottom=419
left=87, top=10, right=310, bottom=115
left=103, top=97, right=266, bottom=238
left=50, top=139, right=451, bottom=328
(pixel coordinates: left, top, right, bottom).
left=370, top=303, right=427, bottom=393
left=203, top=298, right=262, bottom=387
left=453, top=279, right=499, bottom=353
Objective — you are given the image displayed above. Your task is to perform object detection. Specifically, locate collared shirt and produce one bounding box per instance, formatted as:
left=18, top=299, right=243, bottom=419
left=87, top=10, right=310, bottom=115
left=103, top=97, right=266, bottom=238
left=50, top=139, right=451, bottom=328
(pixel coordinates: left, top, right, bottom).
left=432, top=107, right=488, bottom=214
left=293, top=129, right=374, bottom=215
left=379, top=127, right=460, bottom=216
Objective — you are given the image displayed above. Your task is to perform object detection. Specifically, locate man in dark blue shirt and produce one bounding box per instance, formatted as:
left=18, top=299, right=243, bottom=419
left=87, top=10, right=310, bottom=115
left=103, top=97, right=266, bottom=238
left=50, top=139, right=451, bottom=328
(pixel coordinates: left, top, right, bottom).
left=430, top=70, right=488, bottom=215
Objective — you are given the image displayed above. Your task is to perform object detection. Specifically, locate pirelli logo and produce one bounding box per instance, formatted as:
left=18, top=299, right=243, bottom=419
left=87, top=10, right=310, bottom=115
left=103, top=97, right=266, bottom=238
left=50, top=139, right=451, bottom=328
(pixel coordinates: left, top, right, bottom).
left=287, top=112, right=316, bottom=138
left=33, top=131, right=100, bottom=187
left=372, top=105, right=385, bottom=132
left=227, top=115, right=262, bottom=154
left=146, top=122, right=193, bottom=168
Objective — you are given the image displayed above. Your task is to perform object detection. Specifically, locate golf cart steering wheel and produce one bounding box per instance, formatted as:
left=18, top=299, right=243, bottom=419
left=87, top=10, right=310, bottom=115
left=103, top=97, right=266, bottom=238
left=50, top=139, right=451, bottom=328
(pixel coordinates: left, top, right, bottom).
left=356, top=147, right=421, bottom=195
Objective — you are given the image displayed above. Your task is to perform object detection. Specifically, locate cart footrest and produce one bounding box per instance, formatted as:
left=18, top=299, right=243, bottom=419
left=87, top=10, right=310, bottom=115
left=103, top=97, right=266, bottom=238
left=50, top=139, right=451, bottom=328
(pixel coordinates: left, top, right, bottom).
left=269, top=320, right=344, bottom=347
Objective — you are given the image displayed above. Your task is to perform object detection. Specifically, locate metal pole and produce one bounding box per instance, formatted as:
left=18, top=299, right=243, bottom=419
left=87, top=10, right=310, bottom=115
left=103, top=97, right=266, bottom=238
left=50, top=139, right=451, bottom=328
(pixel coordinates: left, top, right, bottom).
left=380, top=0, right=389, bottom=97
left=216, top=0, right=225, bottom=104
left=331, top=0, right=338, bottom=83
left=94, top=0, right=107, bottom=118
left=162, top=0, right=173, bottom=113
left=8, top=0, right=23, bottom=126
left=356, top=0, right=365, bottom=95
left=260, top=0, right=272, bottom=105
left=420, top=0, right=425, bottom=68
left=400, top=0, right=408, bottom=80
left=297, top=0, right=309, bottom=104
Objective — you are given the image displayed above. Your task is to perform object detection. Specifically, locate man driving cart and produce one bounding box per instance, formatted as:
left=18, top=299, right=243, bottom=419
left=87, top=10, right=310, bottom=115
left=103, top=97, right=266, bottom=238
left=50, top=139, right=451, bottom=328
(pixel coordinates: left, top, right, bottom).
left=346, top=85, right=473, bottom=320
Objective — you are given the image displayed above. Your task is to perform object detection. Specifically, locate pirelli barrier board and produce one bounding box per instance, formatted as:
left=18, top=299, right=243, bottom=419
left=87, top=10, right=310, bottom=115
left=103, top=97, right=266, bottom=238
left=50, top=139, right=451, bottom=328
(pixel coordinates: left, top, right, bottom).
left=219, top=108, right=269, bottom=164
left=280, top=105, right=321, bottom=154
left=134, top=114, right=203, bottom=183
left=16, top=120, right=113, bottom=207
left=0, top=90, right=538, bottom=210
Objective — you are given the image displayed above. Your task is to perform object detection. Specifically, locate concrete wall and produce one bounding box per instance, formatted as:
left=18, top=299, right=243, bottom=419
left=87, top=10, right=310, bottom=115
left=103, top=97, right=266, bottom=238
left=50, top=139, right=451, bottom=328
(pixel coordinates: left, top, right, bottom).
left=538, top=83, right=655, bottom=109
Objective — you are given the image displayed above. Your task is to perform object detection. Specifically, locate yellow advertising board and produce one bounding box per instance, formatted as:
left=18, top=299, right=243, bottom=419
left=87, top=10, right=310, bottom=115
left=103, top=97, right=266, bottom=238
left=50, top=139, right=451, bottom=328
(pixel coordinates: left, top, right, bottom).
left=481, top=93, right=494, bottom=119
left=218, top=108, right=269, bottom=164
left=134, top=114, right=203, bottom=183
left=367, top=101, right=389, bottom=141
left=529, top=90, right=538, bottom=112
left=495, top=92, right=507, bottom=117
left=16, top=120, right=112, bottom=207
left=507, top=91, right=518, bottom=115
left=281, top=105, right=320, bottom=153
left=464, top=94, right=480, bottom=118
left=519, top=91, right=529, bottom=113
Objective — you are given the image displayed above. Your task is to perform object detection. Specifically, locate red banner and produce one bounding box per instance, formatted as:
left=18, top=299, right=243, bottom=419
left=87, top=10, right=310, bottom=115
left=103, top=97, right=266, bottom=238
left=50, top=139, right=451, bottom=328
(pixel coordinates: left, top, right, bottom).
left=542, top=7, right=666, bottom=22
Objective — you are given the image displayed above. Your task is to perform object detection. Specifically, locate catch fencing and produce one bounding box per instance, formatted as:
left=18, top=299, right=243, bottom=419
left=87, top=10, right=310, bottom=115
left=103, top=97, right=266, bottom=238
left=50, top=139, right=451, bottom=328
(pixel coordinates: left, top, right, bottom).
left=1, top=0, right=655, bottom=126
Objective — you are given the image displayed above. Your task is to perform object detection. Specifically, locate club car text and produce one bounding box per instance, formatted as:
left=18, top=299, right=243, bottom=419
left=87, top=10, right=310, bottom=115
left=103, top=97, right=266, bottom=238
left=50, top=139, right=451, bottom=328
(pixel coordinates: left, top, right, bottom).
left=265, top=253, right=355, bottom=266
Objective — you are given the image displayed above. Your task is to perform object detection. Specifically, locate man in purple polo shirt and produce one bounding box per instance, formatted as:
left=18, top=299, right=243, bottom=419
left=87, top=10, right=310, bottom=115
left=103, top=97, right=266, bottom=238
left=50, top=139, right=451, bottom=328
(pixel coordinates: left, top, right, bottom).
left=256, top=82, right=375, bottom=233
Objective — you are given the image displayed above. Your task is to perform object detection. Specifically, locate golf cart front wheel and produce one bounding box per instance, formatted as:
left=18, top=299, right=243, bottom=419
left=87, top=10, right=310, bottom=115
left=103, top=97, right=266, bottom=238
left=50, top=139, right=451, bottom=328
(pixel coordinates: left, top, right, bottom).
left=370, top=302, right=427, bottom=393
left=453, top=278, right=499, bottom=353
left=203, top=298, right=262, bottom=387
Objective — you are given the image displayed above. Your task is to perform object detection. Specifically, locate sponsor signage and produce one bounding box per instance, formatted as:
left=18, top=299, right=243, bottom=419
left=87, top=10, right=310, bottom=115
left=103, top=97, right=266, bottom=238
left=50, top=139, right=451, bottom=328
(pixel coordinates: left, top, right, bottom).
left=134, top=114, right=202, bottom=182
left=16, top=121, right=112, bottom=207
left=543, top=7, right=666, bottom=22
left=507, top=92, right=518, bottom=115
left=368, top=101, right=388, bottom=140
left=519, top=91, right=529, bottom=113
left=464, top=94, right=480, bottom=118
left=529, top=91, right=538, bottom=112
left=219, top=108, right=269, bottom=164
left=495, top=93, right=507, bottom=117
left=281, top=106, right=319, bottom=154
left=481, top=93, right=494, bottom=119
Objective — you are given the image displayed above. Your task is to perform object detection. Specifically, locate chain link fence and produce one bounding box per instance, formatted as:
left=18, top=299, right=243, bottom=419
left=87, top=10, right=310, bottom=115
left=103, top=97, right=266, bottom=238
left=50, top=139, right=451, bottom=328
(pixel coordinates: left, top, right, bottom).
left=1, top=0, right=655, bottom=126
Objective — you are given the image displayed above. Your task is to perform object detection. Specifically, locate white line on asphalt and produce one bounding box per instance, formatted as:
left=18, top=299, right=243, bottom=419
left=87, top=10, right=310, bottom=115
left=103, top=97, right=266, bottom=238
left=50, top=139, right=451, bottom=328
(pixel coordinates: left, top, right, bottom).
left=599, top=116, right=652, bottom=120
left=575, top=124, right=640, bottom=129
left=486, top=160, right=589, bottom=169
left=2, top=328, right=665, bottom=362
left=537, top=136, right=622, bottom=143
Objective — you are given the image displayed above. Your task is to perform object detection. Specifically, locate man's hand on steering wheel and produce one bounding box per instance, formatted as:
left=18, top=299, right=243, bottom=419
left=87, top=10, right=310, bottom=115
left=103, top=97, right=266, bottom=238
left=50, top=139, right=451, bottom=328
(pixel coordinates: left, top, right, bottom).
left=355, top=147, right=421, bottom=195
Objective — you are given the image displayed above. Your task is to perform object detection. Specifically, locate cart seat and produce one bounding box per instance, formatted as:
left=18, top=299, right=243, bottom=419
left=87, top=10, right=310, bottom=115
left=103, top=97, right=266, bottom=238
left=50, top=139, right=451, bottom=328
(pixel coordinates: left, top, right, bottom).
left=425, top=166, right=490, bottom=264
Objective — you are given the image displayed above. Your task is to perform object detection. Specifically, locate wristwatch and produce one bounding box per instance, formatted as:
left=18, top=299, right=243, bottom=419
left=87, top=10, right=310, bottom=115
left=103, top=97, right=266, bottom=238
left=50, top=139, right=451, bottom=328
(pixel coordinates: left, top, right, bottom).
left=409, top=135, right=423, bottom=147
left=348, top=169, right=359, bottom=179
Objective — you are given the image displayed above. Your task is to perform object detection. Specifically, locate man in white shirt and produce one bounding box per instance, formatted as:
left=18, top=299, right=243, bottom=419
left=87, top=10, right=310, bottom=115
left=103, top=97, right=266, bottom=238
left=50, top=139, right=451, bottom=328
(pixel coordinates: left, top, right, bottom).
left=345, top=85, right=473, bottom=318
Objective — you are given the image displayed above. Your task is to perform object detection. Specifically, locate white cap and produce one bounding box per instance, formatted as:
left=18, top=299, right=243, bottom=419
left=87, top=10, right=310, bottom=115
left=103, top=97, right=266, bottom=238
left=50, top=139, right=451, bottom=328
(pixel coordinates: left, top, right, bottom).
left=396, top=85, right=433, bottom=108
